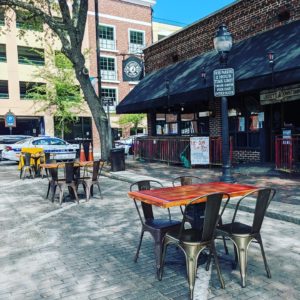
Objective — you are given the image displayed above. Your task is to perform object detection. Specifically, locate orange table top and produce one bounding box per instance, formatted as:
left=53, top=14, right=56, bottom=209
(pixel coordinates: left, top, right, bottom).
left=128, top=182, right=258, bottom=208
left=40, top=161, right=94, bottom=169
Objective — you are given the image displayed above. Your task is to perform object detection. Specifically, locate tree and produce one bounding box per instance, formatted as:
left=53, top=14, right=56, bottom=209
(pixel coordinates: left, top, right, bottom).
left=0, top=0, right=111, bottom=159
left=119, top=114, right=145, bottom=135
left=27, top=49, right=84, bottom=139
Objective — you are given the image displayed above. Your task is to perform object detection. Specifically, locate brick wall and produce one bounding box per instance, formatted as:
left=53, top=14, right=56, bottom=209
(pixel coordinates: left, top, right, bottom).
left=233, top=150, right=261, bottom=163
left=144, top=0, right=300, bottom=73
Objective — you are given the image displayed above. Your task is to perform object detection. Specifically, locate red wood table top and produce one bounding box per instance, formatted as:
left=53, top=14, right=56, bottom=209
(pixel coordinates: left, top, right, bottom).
left=40, top=161, right=94, bottom=169
left=128, top=182, right=258, bottom=208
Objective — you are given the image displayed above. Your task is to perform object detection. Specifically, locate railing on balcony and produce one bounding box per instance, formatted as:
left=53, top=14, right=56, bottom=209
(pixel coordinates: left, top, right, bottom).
left=100, top=39, right=116, bottom=51
left=133, top=136, right=232, bottom=166
left=275, top=134, right=300, bottom=172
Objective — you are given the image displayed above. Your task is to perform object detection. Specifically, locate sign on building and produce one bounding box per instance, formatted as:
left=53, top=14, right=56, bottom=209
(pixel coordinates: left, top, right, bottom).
left=190, top=136, right=210, bottom=165
left=102, top=97, right=114, bottom=106
left=260, top=84, right=300, bottom=105
left=122, top=56, right=144, bottom=82
left=213, top=68, right=235, bottom=97
left=4, top=111, right=16, bottom=128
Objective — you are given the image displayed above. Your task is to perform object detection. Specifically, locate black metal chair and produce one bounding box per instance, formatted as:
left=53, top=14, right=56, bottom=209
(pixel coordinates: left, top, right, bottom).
left=79, top=160, right=105, bottom=201
left=172, top=175, right=229, bottom=255
left=159, top=192, right=230, bottom=300
left=39, top=152, right=54, bottom=178
left=216, top=188, right=276, bottom=287
left=20, top=152, right=35, bottom=179
left=130, top=180, right=181, bottom=279
left=47, top=162, right=79, bottom=205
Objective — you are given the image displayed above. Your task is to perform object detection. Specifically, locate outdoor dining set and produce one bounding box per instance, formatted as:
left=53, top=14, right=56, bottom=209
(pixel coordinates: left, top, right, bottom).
left=18, top=147, right=105, bottom=205
left=128, top=177, right=276, bottom=299
left=17, top=148, right=276, bottom=299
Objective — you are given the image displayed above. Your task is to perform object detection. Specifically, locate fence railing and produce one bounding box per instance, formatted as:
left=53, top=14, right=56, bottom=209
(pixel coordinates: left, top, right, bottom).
left=275, top=135, right=300, bottom=172
left=133, top=136, right=232, bottom=166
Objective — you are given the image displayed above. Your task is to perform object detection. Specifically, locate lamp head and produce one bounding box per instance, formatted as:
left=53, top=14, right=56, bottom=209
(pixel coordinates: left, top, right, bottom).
left=214, top=24, right=233, bottom=65
left=268, top=51, right=274, bottom=65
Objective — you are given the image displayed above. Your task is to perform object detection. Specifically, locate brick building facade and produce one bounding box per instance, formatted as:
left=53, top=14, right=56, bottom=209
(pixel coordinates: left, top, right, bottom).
left=117, top=0, right=300, bottom=166
left=87, top=0, right=155, bottom=149
left=144, top=0, right=300, bottom=73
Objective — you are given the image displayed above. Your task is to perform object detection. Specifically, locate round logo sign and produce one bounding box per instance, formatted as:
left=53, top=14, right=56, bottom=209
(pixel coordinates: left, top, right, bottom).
left=124, top=61, right=142, bottom=79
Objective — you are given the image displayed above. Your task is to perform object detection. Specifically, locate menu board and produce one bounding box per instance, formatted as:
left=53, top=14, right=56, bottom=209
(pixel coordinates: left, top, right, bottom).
left=190, top=137, right=210, bottom=165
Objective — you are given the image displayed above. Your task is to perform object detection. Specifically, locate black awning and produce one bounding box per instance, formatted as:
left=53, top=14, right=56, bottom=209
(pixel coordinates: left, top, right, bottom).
left=117, top=20, right=300, bottom=114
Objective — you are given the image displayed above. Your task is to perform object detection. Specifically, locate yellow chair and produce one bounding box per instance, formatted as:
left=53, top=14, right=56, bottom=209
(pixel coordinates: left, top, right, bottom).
left=18, top=148, right=44, bottom=174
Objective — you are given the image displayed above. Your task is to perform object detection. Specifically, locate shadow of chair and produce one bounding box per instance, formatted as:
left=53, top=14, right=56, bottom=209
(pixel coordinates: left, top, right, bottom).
left=216, top=188, right=276, bottom=287
left=159, top=192, right=230, bottom=300
left=76, top=160, right=105, bottom=201
left=130, top=180, right=181, bottom=279
left=47, top=162, right=79, bottom=205
left=20, top=152, right=35, bottom=179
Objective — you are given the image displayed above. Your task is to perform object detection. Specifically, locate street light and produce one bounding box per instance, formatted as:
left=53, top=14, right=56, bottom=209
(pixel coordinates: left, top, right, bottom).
left=213, top=24, right=235, bottom=183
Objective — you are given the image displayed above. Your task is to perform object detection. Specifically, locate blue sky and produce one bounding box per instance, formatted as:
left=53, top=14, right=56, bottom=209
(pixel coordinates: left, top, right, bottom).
left=153, top=0, right=236, bottom=26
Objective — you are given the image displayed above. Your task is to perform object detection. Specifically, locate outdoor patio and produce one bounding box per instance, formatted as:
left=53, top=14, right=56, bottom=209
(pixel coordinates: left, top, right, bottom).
left=0, top=160, right=299, bottom=299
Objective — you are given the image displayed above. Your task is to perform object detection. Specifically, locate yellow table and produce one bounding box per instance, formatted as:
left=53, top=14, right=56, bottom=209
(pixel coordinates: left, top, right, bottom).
left=18, top=148, right=45, bottom=171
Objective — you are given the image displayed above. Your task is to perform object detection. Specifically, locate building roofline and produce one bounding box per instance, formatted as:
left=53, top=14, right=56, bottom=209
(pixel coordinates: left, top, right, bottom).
left=145, top=0, right=241, bottom=49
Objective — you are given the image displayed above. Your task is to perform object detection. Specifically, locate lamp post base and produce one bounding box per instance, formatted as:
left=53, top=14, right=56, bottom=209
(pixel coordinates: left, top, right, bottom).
left=220, top=165, right=236, bottom=183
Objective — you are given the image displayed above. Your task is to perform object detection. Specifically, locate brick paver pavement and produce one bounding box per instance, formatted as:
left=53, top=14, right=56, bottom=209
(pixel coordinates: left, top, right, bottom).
left=0, top=161, right=299, bottom=299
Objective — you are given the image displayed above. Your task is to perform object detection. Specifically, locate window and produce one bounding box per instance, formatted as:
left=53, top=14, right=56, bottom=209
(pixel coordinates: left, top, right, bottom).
left=129, top=30, right=145, bottom=54
left=18, top=46, right=45, bottom=65
left=16, top=10, right=43, bottom=31
left=229, top=112, right=260, bottom=149
left=0, top=44, right=6, bottom=62
left=19, top=81, right=46, bottom=99
left=0, top=80, right=9, bottom=99
left=181, top=113, right=198, bottom=136
left=100, top=56, right=117, bottom=81
left=0, top=9, right=4, bottom=26
left=158, top=34, right=167, bottom=41
left=101, top=88, right=117, bottom=110
left=32, top=139, right=50, bottom=145
left=49, top=138, right=66, bottom=145
left=99, top=25, right=116, bottom=50
left=156, top=113, right=178, bottom=135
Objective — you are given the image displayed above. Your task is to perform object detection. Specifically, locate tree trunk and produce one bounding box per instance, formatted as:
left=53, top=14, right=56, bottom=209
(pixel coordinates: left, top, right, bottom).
left=75, top=71, right=111, bottom=160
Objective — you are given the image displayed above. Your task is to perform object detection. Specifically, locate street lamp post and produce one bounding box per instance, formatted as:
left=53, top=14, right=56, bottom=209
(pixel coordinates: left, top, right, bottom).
left=213, top=24, right=235, bottom=183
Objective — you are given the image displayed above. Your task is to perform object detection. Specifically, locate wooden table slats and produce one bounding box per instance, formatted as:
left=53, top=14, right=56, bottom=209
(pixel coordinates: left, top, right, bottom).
left=128, top=182, right=258, bottom=208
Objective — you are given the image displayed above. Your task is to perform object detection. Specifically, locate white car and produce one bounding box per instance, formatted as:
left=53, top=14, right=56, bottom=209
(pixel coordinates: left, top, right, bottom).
left=114, top=135, right=145, bottom=155
left=0, top=135, right=31, bottom=160
left=2, top=136, right=79, bottom=162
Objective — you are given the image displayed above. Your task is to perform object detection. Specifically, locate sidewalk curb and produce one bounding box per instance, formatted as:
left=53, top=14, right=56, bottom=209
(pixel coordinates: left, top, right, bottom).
left=102, top=170, right=300, bottom=225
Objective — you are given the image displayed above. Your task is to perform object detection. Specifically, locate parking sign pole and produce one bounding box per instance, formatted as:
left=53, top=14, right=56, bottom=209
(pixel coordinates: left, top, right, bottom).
left=220, top=96, right=234, bottom=182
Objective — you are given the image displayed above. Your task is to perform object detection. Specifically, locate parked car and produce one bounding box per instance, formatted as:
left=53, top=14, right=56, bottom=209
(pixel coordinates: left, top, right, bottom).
left=2, top=136, right=79, bottom=162
left=0, top=135, right=31, bottom=160
left=114, top=134, right=145, bottom=155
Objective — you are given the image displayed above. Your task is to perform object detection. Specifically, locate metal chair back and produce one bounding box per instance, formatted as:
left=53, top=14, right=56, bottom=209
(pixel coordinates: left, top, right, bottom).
left=64, top=162, right=75, bottom=183
left=172, top=175, right=202, bottom=187
left=229, top=188, right=276, bottom=234
left=24, top=152, right=32, bottom=166
left=91, top=160, right=101, bottom=181
left=179, top=192, right=230, bottom=242
left=130, top=180, right=163, bottom=222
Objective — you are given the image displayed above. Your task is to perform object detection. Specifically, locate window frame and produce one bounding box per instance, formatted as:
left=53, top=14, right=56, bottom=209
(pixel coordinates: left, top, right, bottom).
left=99, top=23, right=116, bottom=51
left=0, top=80, right=9, bottom=99
left=101, top=86, right=118, bottom=112
left=19, top=81, right=46, bottom=100
left=17, top=46, right=45, bottom=66
left=128, top=28, right=145, bottom=54
left=100, top=55, right=117, bottom=81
